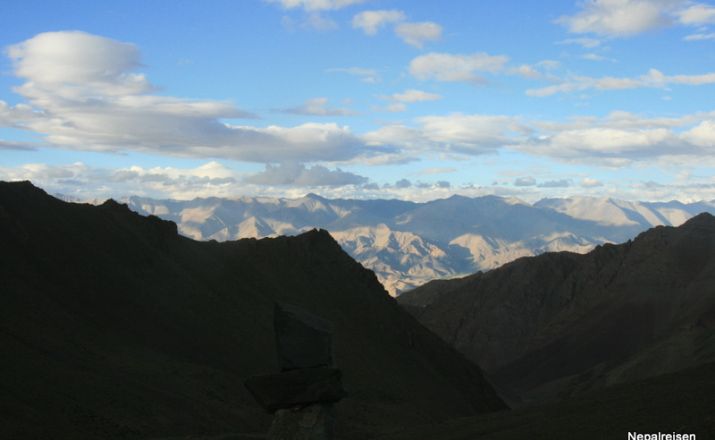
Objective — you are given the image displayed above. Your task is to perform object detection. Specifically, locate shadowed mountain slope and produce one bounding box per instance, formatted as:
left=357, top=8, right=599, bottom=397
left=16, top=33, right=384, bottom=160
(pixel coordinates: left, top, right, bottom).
left=0, top=181, right=504, bottom=439
left=399, top=213, right=715, bottom=405
left=375, top=361, right=715, bottom=440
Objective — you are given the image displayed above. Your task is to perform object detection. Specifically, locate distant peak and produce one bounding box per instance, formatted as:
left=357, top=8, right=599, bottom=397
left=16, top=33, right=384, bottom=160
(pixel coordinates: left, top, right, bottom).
left=304, top=192, right=326, bottom=201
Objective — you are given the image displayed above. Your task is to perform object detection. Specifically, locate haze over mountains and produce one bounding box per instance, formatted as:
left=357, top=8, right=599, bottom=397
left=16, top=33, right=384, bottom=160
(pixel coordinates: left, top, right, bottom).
left=124, top=193, right=715, bottom=295
left=399, top=212, right=715, bottom=407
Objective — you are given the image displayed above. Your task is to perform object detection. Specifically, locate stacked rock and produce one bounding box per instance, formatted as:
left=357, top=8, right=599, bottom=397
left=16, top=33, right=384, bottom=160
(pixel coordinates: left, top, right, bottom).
left=245, top=303, right=346, bottom=440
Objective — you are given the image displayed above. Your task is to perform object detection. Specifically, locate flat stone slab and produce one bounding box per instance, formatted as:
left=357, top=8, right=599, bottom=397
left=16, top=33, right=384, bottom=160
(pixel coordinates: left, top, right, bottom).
left=244, top=367, right=346, bottom=413
left=274, top=303, right=333, bottom=371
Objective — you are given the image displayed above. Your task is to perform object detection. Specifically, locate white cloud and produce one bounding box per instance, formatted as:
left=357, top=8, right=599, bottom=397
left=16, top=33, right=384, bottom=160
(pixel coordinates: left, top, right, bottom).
left=277, top=97, right=355, bottom=116
left=391, top=89, right=442, bottom=103
left=556, top=0, right=682, bottom=36
left=365, top=110, right=715, bottom=166
left=676, top=2, right=715, bottom=24
left=244, top=162, right=368, bottom=186
left=0, top=161, right=241, bottom=200
left=365, top=114, right=525, bottom=155
left=352, top=9, right=405, bottom=35
left=409, top=52, right=509, bottom=83
left=581, top=177, right=604, bottom=187
left=4, top=31, right=371, bottom=163
left=327, top=66, right=380, bottom=83
left=518, top=112, right=715, bottom=165
left=527, top=68, right=715, bottom=96
left=394, top=22, right=443, bottom=47
left=683, top=120, right=715, bottom=146
left=380, top=89, right=442, bottom=112
left=581, top=53, right=615, bottom=62
left=684, top=32, right=715, bottom=40
left=556, top=37, right=602, bottom=48
left=266, top=0, right=365, bottom=11
left=510, top=64, right=544, bottom=79
left=557, top=0, right=715, bottom=37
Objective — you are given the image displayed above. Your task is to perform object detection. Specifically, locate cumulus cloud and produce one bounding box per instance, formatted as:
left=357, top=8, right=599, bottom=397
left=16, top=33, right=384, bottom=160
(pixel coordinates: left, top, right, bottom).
left=581, top=177, right=604, bottom=188
left=3, top=31, right=371, bottom=163
left=327, top=66, right=381, bottom=83
left=527, top=68, right=715, bottom=96
left=394, top=22, right=443, bottom=47
left=381, top=89, right=442, bottom=112
left=244, top=162, right=368, bottom=186
left=365, top=110, right=715, bottom=166
left=518, top=111, right=715, bottom=165
left=276, top=97, right=355, bottom=116
left=409, top=52, right=510, bottom=83
left=352, top=9, right=405, bottom=35
left=557, top=0, right=715, bottom=37
left=266, top=0, right=365, bottom=11
left=365, top=114, right=526, bottom=155
left=391, top=89, right=442, bottom=103
left=556, top=0, right=681, bottom=36
left=676, top=2, right=715, bottom=24
left=0, top=161, right=242, bottom=200
left=683, top=120, right=715, bottom=146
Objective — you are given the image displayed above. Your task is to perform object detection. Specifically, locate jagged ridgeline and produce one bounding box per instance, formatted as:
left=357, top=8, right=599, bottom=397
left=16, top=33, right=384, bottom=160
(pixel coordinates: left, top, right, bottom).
left=399, top=211, right=715, bottom=407
left=0, top=181, right=505, bottom=439
left=124, top=193, right=715, bottom=296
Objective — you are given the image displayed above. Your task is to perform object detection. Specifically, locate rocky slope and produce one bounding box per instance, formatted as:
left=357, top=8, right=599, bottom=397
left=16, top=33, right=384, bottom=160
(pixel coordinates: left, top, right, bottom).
left=126, top=194, right=715, bottom=295
left=398, top=213, right=715, bottom=405
left=375, top=361, right=715, bottom=440
left=0, top=181, right=505, bottom=439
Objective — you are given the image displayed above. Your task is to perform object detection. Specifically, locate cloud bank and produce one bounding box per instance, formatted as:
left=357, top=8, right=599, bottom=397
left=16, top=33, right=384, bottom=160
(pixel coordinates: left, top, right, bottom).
left=2, top=31, right=370, bottom=163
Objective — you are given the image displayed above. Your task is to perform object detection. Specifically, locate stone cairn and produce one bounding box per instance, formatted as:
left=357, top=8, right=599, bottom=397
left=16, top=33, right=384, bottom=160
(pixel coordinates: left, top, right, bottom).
left=245, top=303, right=346, bottom=440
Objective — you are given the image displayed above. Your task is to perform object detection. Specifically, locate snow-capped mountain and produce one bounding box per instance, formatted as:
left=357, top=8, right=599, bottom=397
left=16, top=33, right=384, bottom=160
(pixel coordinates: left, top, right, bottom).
left=125, top=194, right=715, bottom=295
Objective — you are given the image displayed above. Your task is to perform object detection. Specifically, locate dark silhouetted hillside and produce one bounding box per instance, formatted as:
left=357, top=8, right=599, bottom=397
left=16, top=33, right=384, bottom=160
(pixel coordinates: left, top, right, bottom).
left=399, top=213, right=715, bottom=405
left=375, top=361, right=715, bottom=440
left=0, top=181, right=504, bottom=439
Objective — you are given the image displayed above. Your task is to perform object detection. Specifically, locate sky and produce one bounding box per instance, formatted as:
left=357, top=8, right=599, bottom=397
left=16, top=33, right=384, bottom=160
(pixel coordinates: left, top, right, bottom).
left=1, top=0, right=715, bottom=202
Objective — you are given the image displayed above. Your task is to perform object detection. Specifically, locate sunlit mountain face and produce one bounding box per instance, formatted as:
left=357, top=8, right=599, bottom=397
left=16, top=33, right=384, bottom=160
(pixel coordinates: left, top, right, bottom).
left=126, top=193, right=715, bottom=295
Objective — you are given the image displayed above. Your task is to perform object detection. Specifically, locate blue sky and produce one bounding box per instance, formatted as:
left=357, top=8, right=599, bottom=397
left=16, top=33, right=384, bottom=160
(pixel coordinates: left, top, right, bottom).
left=1, top=0, right=715, bottom=201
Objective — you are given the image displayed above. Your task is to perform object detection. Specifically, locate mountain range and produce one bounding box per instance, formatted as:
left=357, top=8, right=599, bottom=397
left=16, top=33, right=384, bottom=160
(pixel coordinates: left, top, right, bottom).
left=398, top=212, right=715, bottom=407
left=122, top=193, right=715, bottom=295
left=5, top=180, right=715, bottom=439
left=0, top=181, right=504, bottom=439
